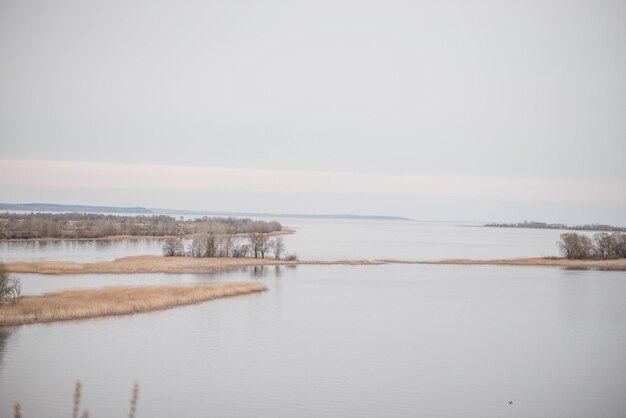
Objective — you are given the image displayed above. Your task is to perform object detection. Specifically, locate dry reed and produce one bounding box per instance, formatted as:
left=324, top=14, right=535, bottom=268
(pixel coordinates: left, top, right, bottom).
left=2, top=256, right=387, bottom=275
left=381, top=257, right=626, bottom=268
left=13, top=380, right=136, bottom=418
left=5, top=256, right=300, bottom=275
left=128, top=383, right=139, bottom=418
left=73, top=381, right=81, bottom=418
left=0, top=282, right=266, bottom=326
left=5, top=255, right=626, bottom=276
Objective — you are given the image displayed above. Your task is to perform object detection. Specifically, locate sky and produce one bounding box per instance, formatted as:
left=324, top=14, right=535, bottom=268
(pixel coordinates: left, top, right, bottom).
left=1, top=0, right=625, bottom=224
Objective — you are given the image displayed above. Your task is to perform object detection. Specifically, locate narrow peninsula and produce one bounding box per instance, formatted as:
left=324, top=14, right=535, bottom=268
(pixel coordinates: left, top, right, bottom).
left=0, top=282, right=267, bottom=326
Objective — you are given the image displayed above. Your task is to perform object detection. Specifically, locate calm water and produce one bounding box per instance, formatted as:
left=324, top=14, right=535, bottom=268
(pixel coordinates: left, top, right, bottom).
left=1, top=265, right=626, bottom=417
left=1, top=219, right=624, bottom=417
left=0, top=219, right=587, bottom=262
left=281, top=219, right=581, bottom=260
left=15, top=269, right=275, bottom=296
left=0, top=238, right=164, bottom=263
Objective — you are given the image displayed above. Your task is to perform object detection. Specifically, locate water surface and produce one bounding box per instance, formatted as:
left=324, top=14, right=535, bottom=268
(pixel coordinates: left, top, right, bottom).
left=2, top=265, right=625, bottom=418
left=0, top=238, right=163, bottom=263
left=0, top=219, right=588, bottom=262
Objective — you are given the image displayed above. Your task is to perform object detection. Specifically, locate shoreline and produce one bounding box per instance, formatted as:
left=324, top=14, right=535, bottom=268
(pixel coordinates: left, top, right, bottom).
left=382, top=257, right=626, bottom=269
left=483, top=224, right=626, bottom=233
left=0, top=227, right=296, bottom=242
left=0, top=282, right=267, bottom=326
left=4, top=255, right=626, bottom=275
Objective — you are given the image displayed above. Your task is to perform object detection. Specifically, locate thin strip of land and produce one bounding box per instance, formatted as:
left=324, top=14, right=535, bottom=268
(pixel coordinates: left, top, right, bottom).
left=4, top=255, right=626, bottom=275
left=4, top=256, right=299, bottom=274
left=381, top=257, right=626, bottom=269
left=4, top=256, right=382, bottom=274
left=484, top=221, right=626, bottom=233
left=0, top=282, right=267, bottom=326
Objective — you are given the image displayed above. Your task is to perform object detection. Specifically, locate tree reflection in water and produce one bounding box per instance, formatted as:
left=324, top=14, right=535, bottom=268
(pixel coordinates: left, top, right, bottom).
left=0, top=328, right=12, bottom=375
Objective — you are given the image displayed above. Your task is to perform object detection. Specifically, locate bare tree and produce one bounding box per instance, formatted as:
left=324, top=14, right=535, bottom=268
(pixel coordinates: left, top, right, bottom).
left=269, top=237, right=285, bottom=260
left=260, top=239, right=270, bottom=258
left=188, top=235, right=205, bottom=257
left=592, top=232, right=617, bottom=260
left=231, top=238, right=250, bottom=258
left=558, top=233, right=593, bottom=259
left=610, top=232, right=626, bottom=258
left=199, top=233, right=218, bottom=257
left=0, top=263, right=21, bottom=302
left=162, top=237, right=183, bottom=257
left=558, top=233, right=576, bottom=258
left=218, top=235, right=235, bottom=258
left=248, top=233, right=271, bottom=259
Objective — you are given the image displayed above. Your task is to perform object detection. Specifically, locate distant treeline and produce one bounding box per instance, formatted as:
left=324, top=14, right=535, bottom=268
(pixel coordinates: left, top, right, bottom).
left=0, top=212, right=282, bottom=240
left=487, top=221, right=626, bottom=233
left=558, top=232, right=626, bottom=260
left=0, top=202, right=151, bottom=214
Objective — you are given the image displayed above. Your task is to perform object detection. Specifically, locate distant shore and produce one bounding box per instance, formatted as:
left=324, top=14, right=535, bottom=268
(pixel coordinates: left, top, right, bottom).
left=5, top=255, right=626, bottom=275
left=0, top=282, right=266, bottom=326
left=0, top=227, right=295, bottom=242
left=484, top=221, right=626, bottom=233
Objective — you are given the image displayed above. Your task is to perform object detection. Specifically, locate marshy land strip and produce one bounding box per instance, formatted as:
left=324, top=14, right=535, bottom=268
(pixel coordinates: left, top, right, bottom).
left=5, top=255, right=626, bottom=275
left=0, top=282, right=267, bottom=326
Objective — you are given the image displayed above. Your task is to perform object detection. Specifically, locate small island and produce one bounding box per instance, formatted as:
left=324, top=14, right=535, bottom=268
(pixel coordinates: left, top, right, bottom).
left=0, top=212, right=288, bottom=240
left=485, top=220, right=626, bottom=233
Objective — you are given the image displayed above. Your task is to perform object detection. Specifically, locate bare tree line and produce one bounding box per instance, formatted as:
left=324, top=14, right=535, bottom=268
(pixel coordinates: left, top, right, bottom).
left=487, top=220, right=626, bottom=232
left=0, top=212, right=282, bottom=240
left=558, top=232, right=626, bottom=260
left=163, top=234, right=295, bottom=260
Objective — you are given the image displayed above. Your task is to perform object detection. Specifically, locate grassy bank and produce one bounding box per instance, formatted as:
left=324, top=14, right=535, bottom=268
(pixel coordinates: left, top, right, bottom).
left=5, top=256, right=298, bottom=274
left=396, top=257, right=626, bottom=269
left=0, top=282, right=266, bottom=326
left=4, top=255, right=625, bottom=275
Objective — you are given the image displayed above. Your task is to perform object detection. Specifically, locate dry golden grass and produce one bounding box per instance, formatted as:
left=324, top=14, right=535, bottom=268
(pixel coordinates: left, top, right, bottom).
left=304, top=259, right=386, bottom=265
left=5, top=255, right=625, bottom=276
left=379, top=257, right=626, bottom=269
left=0, top=282, right=266, bottom=326
left=5, top=256, right=295, bottom=274
left=4, top=256, right=387, bottom=275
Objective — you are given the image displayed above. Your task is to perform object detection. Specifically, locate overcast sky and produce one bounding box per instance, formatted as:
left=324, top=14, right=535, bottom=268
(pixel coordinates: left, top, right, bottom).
left=1, top=0, right=625, bottom=224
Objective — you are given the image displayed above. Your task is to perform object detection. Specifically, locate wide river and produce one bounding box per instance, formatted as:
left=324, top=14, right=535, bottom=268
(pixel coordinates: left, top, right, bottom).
left=0, top=218, right=592, bottom=262
left=1, top=220, right=625, bottom=417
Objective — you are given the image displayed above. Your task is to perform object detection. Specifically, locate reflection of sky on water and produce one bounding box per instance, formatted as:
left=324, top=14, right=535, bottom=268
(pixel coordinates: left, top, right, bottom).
left=17, top=265, right=288, bottom=296
left=2, top=265, right=626, bottom=418
left=0, top=329, right=11, bottom=377
left=0, top=238, right=164, bottom=263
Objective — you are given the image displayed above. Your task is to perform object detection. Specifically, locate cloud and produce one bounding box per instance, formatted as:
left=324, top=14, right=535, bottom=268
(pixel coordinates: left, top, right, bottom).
left=0, top=159, right=624, bottom=204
